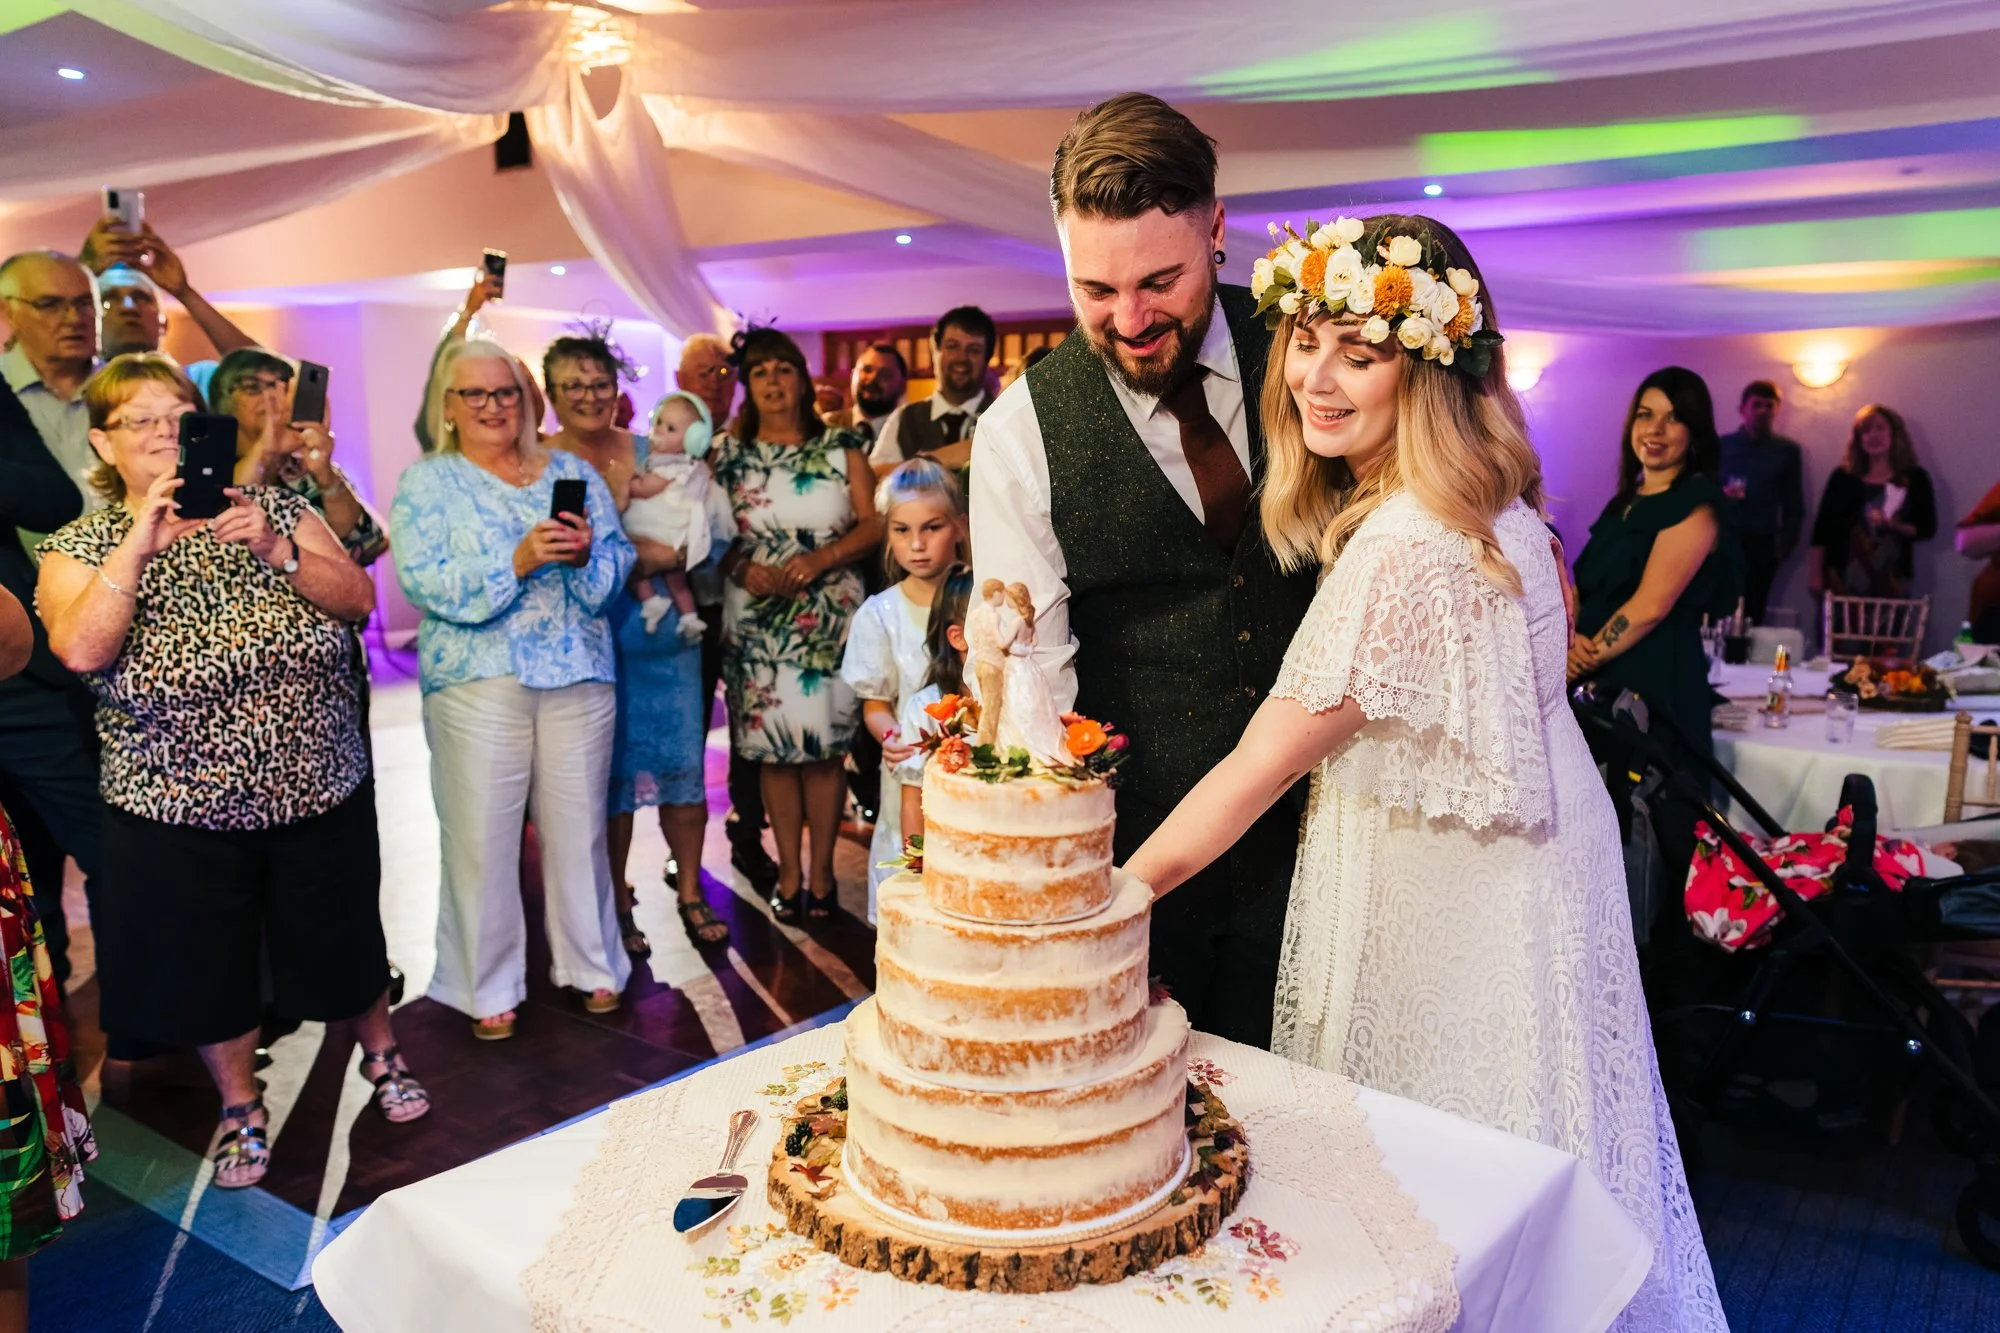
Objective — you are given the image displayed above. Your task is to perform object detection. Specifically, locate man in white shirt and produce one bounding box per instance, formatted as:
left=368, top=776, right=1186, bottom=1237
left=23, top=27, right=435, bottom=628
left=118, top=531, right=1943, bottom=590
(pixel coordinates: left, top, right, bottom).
left=868, top=306, right=994, bottom=472
left=969, top=94, right=1317, bottom=1049
left=83, top=216, right=259, bottom=403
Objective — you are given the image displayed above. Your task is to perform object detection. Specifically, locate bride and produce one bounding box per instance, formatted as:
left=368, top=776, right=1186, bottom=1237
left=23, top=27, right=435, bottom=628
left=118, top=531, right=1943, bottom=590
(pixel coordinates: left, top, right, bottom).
left=1126, top=214, right=1725, bottom=1329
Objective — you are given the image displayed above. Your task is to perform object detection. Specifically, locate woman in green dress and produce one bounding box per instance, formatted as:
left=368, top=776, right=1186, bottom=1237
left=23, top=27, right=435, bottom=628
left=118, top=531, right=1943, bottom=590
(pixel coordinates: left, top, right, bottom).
left=1570, top=366, right=1744, bottom=760
left=713, top=329, right=881, bottom=922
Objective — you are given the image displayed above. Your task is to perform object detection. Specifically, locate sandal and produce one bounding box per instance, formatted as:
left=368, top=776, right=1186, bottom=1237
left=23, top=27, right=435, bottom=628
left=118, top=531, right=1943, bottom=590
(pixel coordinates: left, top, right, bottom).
left=678, top=897, right=730, bottom=946
left=212, top=1097, right=270, bottom=1191
left=770, top=885, right=803, bottom=925
left=360, top=1045, right=432, bottom=1124
left=472, top=1012, right=516, bottom=1041
left=618, top=902, right=652, bottom=959
left=584, top=987, right=621, bottom=1014
left=806, top=881, right=836, bottom=920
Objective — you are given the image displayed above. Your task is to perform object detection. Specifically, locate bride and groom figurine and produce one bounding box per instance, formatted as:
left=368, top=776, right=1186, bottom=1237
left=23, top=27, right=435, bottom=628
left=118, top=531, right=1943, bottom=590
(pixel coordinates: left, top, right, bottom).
left=966, top=579, right=1073, bottom=769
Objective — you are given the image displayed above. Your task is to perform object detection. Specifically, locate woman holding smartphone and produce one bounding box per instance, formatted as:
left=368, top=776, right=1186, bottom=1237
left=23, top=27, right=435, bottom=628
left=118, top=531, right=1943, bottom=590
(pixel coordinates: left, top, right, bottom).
left=35, top=354, right=426, bottom=1193
left=390, top=340, right=635, bottom=1042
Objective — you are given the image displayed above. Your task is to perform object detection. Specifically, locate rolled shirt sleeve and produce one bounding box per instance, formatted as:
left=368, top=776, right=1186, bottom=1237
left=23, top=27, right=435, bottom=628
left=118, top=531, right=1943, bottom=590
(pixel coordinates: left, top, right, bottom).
left=967, top=381, right=1077, bottom=714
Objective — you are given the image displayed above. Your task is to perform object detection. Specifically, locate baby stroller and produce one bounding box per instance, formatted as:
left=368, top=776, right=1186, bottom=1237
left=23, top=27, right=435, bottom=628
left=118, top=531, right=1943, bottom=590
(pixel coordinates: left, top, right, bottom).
left=1572, top=684, right=2000, bottom=1268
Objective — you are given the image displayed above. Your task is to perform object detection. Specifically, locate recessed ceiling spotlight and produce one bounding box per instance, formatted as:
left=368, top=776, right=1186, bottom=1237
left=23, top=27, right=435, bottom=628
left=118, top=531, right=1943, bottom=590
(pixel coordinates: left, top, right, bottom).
left=894, top=233, right=913, bottom=246
left=1422, top=183, right=1444, bottom=198
left=549, top=264, right=567, bottom=276
left=57, top=67, right=85, bottom=80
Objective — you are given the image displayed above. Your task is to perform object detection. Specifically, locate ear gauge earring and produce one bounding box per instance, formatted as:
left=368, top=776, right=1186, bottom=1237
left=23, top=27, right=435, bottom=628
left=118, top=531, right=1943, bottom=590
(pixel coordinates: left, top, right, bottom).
left=1213, top=249, right=1227, bottom=266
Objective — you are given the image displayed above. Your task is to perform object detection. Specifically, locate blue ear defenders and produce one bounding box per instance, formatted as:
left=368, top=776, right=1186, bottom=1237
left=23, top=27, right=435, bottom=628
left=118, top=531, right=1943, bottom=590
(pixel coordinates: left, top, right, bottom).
left=653, top=391, right=714, bottom=458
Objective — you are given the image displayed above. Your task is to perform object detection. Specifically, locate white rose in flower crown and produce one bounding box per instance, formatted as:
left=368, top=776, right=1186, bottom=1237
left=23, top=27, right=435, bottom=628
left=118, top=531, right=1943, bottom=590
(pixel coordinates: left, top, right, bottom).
left=1382, top=235, right=1423, bottom=268
left=1282, top=238, right=1311, bottom=272
left=1345, top=265, right=1379, bottom=315
left=1335, top=216, right=1365, bottom=245
left=1416, top=276, right=1460, bottom=327
left=1360, top=315, right=1392, bottom=343
left=1308, top=222, right=1342, bottom=250
left=1324, top=245, right=1365, bottom=290
left=1426, top=332, right=1455, bottom=363
left=1251, top=255, right=1276, bottom=301
left=1470, top=301, right=1485, bottom=335
left=1446, top=267, right=1479, bottom=298
left=1278, top=290, right=1303, bottom=315
left=1397, top=315, right=1435, bottom=350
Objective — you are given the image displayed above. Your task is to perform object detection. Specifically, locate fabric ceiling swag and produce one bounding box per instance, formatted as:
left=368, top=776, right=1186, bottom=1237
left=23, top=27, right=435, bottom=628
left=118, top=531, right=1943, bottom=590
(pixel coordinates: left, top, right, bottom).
left=528, top=67, right=733, bottom=338
left=628, top=0, right=2000, bottom=112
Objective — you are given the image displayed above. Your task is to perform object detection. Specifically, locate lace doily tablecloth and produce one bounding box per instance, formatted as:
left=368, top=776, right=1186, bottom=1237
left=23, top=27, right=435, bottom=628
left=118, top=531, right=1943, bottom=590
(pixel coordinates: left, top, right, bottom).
left=518, top=1024, right=1457, bottom=1333
left=312, top=1021, right=1654, bottom=1332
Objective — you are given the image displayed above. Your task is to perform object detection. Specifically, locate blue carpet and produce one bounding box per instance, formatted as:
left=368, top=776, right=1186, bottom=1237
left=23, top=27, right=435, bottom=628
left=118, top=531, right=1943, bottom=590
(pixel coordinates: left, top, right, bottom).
left=28, top=1183, right=336, bottom=1333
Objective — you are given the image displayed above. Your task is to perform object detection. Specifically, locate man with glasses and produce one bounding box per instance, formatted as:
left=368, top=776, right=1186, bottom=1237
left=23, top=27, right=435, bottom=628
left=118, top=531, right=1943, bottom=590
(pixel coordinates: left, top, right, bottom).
left=0, top=249, right=105, bottom=986
left=83, top=216, right=257, bottom=403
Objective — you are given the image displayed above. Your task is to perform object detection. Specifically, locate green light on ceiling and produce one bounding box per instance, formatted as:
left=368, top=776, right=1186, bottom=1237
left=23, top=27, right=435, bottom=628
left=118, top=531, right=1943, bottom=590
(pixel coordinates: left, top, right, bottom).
left=1689, top=208, right=2000, bottom=271
left=1198, top=15, right=1550, bottom=101
left=1418, top=115, right=1806, bottom=175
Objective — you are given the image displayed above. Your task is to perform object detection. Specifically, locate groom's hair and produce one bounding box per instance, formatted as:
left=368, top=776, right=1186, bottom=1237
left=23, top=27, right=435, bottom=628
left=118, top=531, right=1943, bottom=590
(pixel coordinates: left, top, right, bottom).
left=1051, top=92, right=1217, bottom=221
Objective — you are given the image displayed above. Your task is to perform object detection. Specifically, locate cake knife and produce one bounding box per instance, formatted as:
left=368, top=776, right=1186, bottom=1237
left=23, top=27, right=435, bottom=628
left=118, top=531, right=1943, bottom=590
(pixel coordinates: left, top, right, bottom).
left=674, top=1109, right=759, bottom=1235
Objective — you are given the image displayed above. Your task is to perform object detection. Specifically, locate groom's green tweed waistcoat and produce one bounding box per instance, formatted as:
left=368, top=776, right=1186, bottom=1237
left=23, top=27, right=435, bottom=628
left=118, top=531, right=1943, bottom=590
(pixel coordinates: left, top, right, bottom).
left=1028, top=284, right=1317, bottom=848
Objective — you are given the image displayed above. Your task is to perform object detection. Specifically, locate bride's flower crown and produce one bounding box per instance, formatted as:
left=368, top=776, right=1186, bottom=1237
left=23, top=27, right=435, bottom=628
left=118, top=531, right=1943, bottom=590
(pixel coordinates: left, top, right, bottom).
left=1250, top=215, right=1504, bottom=378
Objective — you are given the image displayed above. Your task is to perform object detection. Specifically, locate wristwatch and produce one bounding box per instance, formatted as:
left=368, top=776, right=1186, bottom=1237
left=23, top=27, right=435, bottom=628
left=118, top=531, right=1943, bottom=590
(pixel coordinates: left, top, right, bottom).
left=276, top=537, right=300, bottom=576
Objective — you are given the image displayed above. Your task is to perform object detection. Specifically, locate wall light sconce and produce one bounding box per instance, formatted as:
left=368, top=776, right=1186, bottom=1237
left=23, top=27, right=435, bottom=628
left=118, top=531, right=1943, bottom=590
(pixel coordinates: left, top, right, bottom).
left=1506, top=361, right=1545, bottom=392
left=1791, top=358, right=1847, bottom=389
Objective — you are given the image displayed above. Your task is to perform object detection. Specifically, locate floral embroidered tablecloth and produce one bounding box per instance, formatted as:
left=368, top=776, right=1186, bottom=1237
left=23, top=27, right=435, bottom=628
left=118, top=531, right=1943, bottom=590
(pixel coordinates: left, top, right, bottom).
left=518, top=1025, right=1459, bottom=1333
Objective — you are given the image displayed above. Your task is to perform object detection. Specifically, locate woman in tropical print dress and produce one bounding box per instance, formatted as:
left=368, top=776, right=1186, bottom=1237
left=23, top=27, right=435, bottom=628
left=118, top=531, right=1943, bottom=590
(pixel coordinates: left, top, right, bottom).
left=713, top=329, right=882, bottom=922
left=0, top=585, right=94, bottom=1333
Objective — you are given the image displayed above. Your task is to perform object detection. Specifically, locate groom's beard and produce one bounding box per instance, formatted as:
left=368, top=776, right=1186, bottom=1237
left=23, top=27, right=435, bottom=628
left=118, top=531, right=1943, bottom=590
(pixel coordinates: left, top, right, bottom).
left=1083, top=280, right=1215, bottom=400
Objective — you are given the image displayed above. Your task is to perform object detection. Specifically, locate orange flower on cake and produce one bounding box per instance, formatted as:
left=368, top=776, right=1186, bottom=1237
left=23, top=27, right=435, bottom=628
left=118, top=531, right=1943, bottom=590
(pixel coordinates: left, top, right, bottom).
left=1064, top=718, right=1109, bottom=759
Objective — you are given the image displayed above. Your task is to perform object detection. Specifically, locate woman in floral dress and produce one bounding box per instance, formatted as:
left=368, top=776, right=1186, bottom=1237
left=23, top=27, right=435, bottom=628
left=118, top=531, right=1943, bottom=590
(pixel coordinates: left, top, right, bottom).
left=0, top=585, right=93, bottom=1333
left=713, top=329, right=881, bottom=921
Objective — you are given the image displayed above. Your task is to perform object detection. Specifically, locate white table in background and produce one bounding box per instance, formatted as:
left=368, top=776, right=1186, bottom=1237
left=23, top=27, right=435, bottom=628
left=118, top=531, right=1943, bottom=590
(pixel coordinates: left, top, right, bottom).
left=312, top=1024, right=1653, bottom=1333
left=1709, top=662, right=2000, bottom=829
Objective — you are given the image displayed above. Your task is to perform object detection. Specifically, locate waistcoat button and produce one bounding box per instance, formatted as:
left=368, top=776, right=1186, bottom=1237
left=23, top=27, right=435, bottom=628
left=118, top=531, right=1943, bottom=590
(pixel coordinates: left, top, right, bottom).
left=1231, top=573, right=1245, bottom=589
left=1236, top=629, right=1251, bottom=643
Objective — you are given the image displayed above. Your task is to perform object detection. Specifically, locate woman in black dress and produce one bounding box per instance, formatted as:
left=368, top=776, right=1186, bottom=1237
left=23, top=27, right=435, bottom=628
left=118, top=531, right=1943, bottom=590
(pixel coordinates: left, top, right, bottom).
left=1570, top=366, right=1744, bottom=759
left=1809, top=404, right=1936, bottom=599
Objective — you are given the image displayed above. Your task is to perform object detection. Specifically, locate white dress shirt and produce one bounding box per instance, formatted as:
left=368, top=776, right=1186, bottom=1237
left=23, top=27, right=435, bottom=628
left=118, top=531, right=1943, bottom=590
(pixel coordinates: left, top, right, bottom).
left=3, top=342, right=101, bottom=557
left=969, top=300, right=1250, bottom=712
left=869, top=387, right=988, bottom=468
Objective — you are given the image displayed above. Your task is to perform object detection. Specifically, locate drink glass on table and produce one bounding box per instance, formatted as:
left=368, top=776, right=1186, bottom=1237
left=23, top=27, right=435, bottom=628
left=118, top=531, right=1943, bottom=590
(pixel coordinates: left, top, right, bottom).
left=1824, top=692, right=1858, bottom=745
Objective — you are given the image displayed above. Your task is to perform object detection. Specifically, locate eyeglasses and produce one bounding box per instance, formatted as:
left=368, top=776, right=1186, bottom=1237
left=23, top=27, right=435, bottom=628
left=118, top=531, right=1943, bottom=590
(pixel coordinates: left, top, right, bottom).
left=106, top=410, right=196, bottom=437
left=451, top=386, right=523, bottom=409
left=556, top=379, right=618, bottom=400
left=3, top=294, right=95, bottom=319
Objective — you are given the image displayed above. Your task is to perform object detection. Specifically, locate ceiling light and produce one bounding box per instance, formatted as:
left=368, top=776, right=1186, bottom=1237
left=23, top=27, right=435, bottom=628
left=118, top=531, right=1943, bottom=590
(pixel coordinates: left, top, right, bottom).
left=549, top=264, right=567, bottom=276
left=894, top=233, right=913, bottom=246
left=565, top=6, right=633, bottom=71
left=1791, top=358, right=1847, bottom=389
left=57, top=67, right=85, bottom=80
left=1423, top=183, right=1443, bottom=197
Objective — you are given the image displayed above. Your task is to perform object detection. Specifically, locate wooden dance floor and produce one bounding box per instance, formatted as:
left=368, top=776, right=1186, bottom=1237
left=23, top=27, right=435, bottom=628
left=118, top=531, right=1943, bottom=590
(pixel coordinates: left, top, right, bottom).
left=56, top=662, right=874, bottom=1286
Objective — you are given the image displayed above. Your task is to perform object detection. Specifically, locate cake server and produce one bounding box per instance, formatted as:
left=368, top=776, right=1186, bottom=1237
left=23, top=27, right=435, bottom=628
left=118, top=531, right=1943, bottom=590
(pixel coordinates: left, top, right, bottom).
left=674, top=1108, right=759, bottom=1235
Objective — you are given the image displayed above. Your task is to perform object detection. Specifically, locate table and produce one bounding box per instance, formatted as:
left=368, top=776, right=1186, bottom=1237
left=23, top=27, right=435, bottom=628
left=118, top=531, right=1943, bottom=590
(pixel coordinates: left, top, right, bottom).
left=1710, top=663, right=2000, bottom=830
left=313, top=1024, right=1654, bottom=1333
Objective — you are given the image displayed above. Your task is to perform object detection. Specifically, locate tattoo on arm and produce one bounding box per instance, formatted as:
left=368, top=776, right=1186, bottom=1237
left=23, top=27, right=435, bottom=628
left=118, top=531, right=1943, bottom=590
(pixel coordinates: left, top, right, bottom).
left=1597, top=613, right=1631, bottom=651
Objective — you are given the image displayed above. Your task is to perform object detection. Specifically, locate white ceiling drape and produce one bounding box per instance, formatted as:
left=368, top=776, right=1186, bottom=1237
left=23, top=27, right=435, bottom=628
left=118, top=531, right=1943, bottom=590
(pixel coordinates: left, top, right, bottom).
left=19, top=1, right=2000, bottom=336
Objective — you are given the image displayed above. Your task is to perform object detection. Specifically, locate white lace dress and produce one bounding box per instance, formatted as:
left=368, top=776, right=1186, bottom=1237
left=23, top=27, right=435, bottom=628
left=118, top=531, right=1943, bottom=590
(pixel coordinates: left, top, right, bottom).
left=1270, top=493, right=1726, bottom=1331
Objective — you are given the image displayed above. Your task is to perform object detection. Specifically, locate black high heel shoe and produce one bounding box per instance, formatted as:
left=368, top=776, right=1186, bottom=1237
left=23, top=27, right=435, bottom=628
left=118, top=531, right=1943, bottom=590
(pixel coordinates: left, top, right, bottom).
left=770, top=885, right=804, bottom=925
left=806, top=881, right=836, bottom=920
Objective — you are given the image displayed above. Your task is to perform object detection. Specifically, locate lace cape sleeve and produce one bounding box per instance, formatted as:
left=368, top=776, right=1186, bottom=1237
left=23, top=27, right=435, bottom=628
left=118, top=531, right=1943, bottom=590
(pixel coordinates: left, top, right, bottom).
left=1270, top=498, right=1553, bottom=830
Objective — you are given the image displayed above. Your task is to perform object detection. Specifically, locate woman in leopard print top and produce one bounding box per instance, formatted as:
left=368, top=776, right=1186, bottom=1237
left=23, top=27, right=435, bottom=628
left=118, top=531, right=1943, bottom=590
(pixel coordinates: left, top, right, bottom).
left=35, top=354, right=432, bottom=1193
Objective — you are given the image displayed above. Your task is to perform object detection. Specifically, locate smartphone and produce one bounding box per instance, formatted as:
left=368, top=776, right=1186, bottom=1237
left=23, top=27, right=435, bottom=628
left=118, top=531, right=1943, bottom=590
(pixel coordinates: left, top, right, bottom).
left=550, top=478, right=588, bottom=522
left=291, top=360, right=329, bottom=426
left=481, top=248, right=508, bottom=298
left=176, top=414, right=239, bottom=520
left=102, top=186, right=144, bottom=232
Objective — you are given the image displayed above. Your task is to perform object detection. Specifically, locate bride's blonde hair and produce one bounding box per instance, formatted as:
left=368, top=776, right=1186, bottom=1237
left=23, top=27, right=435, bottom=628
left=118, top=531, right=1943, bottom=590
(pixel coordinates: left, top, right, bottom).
left=1258, top=214, right=1544, bottom=595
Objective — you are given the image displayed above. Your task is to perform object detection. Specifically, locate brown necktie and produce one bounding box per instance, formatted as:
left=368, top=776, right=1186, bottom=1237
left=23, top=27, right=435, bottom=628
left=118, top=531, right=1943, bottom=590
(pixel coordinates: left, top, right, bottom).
left=1160, top=368, right=1251, bottom=551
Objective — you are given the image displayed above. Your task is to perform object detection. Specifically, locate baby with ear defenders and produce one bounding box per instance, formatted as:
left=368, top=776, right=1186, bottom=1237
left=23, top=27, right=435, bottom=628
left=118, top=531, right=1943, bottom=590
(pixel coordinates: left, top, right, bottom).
left=624, top=391, right=733, bottom=640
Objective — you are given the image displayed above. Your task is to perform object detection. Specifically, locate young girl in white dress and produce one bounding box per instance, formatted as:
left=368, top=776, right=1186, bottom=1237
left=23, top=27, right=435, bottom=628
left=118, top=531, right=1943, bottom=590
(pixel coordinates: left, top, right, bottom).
left=1127, top=214, right=1725, bottom=1331
left=893, top=566, right=975, bottom=841
left=837, top=460, right=966, bottom=923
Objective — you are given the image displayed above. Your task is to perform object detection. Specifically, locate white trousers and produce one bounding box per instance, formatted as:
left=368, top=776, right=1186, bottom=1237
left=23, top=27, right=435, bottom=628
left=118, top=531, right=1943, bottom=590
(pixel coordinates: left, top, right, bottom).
left=422, top=676, right=630, bottom=1018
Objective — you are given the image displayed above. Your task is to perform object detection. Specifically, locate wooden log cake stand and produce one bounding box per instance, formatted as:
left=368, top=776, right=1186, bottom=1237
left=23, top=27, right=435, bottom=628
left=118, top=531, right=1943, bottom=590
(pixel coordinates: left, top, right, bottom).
left=767, top=1076, right=1250, bottom=1293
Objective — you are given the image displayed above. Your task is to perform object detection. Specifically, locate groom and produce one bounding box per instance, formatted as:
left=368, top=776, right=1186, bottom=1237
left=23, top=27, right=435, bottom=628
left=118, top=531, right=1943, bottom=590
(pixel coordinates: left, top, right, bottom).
left=971, top=93, right=1318, bottom=1048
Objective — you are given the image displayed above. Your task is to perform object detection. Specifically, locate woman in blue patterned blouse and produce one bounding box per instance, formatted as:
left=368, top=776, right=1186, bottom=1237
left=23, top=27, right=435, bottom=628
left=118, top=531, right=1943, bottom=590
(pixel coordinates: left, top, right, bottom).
left=390, top=341, right=636, bottom=1042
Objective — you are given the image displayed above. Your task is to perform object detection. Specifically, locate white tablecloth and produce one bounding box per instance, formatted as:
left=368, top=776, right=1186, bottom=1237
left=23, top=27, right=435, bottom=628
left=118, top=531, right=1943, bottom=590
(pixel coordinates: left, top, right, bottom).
left=313, top=1024, right=1652, bottom=1333
left=1710, top=662, right=2000, bottom=830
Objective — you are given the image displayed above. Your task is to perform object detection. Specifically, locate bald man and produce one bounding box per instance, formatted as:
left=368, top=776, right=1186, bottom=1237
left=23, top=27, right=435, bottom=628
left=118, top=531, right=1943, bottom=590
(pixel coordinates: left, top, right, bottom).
left=0, top=249, right=105, bottom=985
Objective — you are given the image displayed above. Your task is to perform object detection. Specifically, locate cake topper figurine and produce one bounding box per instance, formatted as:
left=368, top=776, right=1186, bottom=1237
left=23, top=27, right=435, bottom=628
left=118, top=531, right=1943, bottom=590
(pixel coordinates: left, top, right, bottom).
left=966, top=579, right=1021, bottom=748
left=998, top=584, right=1074, bottom=769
